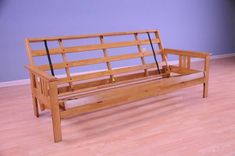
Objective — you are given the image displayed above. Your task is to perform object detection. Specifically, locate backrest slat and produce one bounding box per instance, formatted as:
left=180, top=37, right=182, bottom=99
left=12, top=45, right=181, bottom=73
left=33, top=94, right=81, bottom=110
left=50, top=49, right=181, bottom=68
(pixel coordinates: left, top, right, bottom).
left=38, top=51, right=159, bottom=71
left=58, top=39, right=73, bottom=90
left=26, top=30, right=168, bottom=87
left=31, top=39, right=160, bottom=57
left=134, top=33, right=148, bottom=76
left=28, top=29, right=158, bottom=42
left=99, top=35, right=114, bottom=82
left=154, top=31, right=169, bottom=69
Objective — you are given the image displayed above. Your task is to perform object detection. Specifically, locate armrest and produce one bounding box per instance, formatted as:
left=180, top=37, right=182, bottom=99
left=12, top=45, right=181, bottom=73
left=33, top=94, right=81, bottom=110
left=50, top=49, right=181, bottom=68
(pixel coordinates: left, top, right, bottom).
left=162, top=49, right=210, bottom=74
left=163, top=48, right=211, bottom=58
left=25, top=64, right=57, bottom=82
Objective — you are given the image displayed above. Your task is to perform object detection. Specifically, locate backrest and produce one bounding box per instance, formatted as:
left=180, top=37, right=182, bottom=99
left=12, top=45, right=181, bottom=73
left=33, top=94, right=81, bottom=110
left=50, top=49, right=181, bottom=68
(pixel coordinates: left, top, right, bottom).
left=25, top=30, right=168, bottom=92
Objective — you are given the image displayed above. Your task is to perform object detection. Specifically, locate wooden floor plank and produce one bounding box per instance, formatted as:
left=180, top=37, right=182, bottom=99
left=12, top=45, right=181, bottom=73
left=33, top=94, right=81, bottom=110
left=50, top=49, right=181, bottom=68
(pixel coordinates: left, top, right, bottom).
left=0, top=57, right=235, bottom=155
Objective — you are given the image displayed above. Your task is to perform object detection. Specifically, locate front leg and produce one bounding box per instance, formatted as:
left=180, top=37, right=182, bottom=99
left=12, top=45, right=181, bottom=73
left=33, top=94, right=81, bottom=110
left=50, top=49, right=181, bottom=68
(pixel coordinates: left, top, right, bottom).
left=49, top=82, right=62, bottom=143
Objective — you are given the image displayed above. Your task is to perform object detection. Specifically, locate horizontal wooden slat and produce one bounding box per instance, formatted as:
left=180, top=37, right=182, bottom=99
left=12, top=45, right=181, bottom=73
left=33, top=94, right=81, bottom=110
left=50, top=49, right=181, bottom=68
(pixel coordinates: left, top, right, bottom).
left=57, top=62, right=165, bottom=84
left=164, top=48, right=210, bottom=58
left=28, top=29, right=158, bottom=43
left=38, top=51, right=159, bottom=70
left=32, top=39, right=160, bottom=56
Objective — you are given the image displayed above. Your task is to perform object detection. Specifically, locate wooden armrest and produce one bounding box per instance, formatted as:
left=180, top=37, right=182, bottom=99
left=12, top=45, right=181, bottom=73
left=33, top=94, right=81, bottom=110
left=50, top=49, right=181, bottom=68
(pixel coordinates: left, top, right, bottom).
left=25, top=64, right=57, bottom=82
left=163, top=48, right=211, bottom=58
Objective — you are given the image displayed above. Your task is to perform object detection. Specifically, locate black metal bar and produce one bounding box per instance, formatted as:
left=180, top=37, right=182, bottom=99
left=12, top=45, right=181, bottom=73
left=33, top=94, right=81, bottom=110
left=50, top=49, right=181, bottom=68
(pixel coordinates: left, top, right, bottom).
left=44, top=40, right=55, bottom=76
left=147, top=32, right=161, bottom=74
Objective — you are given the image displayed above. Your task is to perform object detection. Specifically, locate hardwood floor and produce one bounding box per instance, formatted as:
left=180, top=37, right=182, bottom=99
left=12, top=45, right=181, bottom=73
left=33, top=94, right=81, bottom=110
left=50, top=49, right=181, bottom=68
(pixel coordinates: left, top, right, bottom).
left=0, top=57, right=235, bottom=156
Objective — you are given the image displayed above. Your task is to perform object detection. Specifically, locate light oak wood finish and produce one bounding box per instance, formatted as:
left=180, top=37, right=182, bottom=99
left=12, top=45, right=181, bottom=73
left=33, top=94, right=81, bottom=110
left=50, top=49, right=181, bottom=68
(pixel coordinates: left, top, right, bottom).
left=24, top=30, right=210, bottom=142
left=28, top=29, right=159, bottom=42
left=58, top=39, right=73, bottom=90
left=1, top=57, right=234, bottom=155
left=134, top=33, right=148, bottom=76
left=31, top=39, right=160, bottom=56
left=38, top=51, right=157, bottom=71
left=154, top=31, right=169, bottom=69
left=100, top=35, right=114, bottom=82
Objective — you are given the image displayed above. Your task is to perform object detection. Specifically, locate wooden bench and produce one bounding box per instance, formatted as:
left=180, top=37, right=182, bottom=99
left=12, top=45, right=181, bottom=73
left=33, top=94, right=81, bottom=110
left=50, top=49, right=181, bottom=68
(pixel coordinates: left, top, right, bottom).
left=25, top=30, right=210, bottom=142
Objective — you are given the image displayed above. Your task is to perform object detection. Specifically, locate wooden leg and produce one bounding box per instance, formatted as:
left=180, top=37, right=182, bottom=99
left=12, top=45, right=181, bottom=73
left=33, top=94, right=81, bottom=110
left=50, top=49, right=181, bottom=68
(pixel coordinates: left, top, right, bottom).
left=49, top=82, right=62, bottom=143
left=203, top=56, right=209, bottom=98
left=30, top=73, right=39, bottom=117
left=203, top=82, right=208, bottom=98
left=51, top=103, right=62, bottom=143
left=32, top=97, right=39, bottom=117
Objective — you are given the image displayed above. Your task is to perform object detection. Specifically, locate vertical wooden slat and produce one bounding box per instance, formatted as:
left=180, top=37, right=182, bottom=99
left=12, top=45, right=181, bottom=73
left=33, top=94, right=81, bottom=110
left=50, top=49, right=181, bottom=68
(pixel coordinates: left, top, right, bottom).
left=179, top=55, right=182, bottom=67
left=100, top=36, right=114, bottom=82
left=187, top=56, right=191, bottom=69
left=44, top=80, right=47, bottom=96
left=40, top=78, right=44, bottom=94
left=134, top=33, right=148, bottom=76
left=35, top=77, right=45, bottom=111
left=58, top=39, right=74, bottom=90
left=35, top=77, right=40, bottom=92
left=183, top=56, right=187, bottom=68
left=42, top=79, right=48, bottom=96
left=154, top=31, right=169, bottom=69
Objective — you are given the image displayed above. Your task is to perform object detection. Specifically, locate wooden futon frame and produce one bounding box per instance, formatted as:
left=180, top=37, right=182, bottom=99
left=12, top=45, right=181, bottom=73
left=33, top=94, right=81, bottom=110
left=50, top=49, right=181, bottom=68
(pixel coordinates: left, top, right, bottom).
left=25, top=30, right=210, bottom=142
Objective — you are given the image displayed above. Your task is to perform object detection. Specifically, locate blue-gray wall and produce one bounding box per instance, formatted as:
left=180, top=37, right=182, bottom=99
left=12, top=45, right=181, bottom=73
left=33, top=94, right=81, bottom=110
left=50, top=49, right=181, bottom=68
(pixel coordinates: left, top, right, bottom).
left=0, top=0, right=234, bottom=82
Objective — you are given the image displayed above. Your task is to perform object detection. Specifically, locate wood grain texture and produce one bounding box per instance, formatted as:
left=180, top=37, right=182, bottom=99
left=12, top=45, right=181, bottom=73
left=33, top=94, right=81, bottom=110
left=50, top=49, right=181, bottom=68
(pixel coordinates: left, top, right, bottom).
left=24, top=30, right=210, bottom=142
left=31, top=39, right=160, bottom=56
left=100, top=35, right=114, bottom=82
left=1, top=57, right=234, bottom=155
left=28, top=29, right=158, bottom=42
